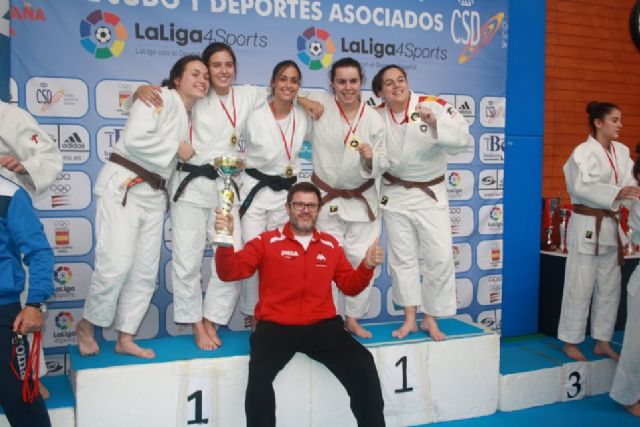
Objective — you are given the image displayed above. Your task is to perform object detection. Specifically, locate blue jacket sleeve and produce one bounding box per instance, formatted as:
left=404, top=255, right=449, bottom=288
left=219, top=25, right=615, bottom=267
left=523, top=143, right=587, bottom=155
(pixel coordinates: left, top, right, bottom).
left=8, top=188, right=54, bottom=303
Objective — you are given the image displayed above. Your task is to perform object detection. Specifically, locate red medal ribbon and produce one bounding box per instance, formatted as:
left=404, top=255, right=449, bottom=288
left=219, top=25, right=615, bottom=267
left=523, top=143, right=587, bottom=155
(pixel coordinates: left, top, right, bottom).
left=11, top=331, right=42, bottom=403
left=219, top=87, right=237, bottom=132
left=336, top=100, right=366, bottom=147
left=602, top=143, right=618, bottom=184
left=389, top=96, right=411, bottom=125
left=270, top=102, right=296, bottom=165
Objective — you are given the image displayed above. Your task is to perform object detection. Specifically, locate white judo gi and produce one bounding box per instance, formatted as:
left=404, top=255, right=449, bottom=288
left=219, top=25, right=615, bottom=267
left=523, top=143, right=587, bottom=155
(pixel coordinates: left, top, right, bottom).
left=378, top=94, right=472, bottom=316
left=171, top=85, right=268, bottom=325
left=0, top=100, right=62, bottom=196
left=610, top=198, right=640, bottom=407
left=558, top=136, right=635, bottom=344
left=83, top=88, right=188, bottom=335
left=305, top=91, right=387, bottom=318
left=233, top=103, right=312, bottom=316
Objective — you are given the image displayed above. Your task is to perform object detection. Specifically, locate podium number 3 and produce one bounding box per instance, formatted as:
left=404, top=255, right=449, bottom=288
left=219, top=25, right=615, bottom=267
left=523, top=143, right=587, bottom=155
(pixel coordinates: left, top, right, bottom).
left=566, top=371, right=582, bottom=399
left=394, top=355, right=414, bottom=393
left=188, top=390, right=209, bottom=425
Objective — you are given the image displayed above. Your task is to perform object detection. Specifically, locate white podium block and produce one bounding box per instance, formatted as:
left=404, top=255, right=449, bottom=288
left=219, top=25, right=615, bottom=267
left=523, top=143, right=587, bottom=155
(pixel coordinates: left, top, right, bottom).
left=274, top=353, right=312, bottom=427
left=499, top=366, right=562, bottom=411
left=376, top=343, right=432, bottom=427
left=588, top=358, right=617, bottom=396
left=428, top=334, right=499, bottom=422
left=70, top=319, right=495, bottom=427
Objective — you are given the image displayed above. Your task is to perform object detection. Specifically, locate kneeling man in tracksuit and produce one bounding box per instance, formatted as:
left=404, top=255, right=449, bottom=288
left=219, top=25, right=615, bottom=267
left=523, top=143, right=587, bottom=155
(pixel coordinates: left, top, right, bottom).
left=215, top=181, right=385, bottom=427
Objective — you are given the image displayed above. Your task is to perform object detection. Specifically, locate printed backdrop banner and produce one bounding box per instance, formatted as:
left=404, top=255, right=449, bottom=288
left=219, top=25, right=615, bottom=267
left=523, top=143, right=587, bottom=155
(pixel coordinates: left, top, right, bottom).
left=0, top=0, right=9, bottom=101
left=9, top=0, right=508, bottom=356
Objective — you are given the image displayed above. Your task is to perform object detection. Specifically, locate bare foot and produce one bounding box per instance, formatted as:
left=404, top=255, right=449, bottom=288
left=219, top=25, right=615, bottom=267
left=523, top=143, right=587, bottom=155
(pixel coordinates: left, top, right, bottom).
left=76, top=318, right=100, bottom=356
left=39, top=382, right=50, bottom=400
left=392, top=319, right=418, bottom=339
left=345, top=316, right=372, bottom=339
left=562, top=342, right=586, bottom=361
left=115, top=333, right=155, bottom=359
left=202, top=318, right=222, bottom=348
left=420, top=315, right=446, bottom=341
left=594, top=340, right=620, bottom=361
left=243, top=315, right=257, bottom=331
left=624, top=402, right=640, bottom=416
left=193, top=321, right=217, bottom=350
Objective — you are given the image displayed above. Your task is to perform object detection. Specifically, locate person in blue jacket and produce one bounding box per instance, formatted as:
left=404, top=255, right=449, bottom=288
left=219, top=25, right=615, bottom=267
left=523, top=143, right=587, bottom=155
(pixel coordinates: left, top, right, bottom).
left=0, top=174, right=54, bottom=426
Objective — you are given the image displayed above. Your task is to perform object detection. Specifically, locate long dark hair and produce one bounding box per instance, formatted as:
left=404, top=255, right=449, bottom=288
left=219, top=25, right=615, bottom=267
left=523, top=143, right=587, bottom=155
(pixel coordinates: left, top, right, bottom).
left=270, top=60, right=302, bottom=95
left=371, top=64, right=407, bottom=97
left=161, top=55, right=205, bottom=89
left=585, top=101, right=619, bottom=136
left=202, top=42, right=237, bottom=72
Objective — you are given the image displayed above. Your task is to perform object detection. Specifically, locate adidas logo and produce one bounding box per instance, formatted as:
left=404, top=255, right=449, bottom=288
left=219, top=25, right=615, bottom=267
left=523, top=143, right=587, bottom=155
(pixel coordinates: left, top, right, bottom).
left=458, top=0, right=474, bottom=6
left=61, top=132, right=86, bottom=151
left=457, top=101, right=473, bottom=115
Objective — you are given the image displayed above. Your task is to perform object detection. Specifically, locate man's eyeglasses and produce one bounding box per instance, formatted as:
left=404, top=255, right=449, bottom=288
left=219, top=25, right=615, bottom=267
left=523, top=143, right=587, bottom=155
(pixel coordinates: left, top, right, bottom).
left=289, top=201, right=320, bottom=212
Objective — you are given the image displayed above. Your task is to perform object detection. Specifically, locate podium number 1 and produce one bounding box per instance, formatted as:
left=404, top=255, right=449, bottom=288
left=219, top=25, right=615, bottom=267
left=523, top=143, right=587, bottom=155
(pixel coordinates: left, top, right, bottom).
left=187, top=390, right=209, bottom=425
left=394, top=355, right=414, bottom=393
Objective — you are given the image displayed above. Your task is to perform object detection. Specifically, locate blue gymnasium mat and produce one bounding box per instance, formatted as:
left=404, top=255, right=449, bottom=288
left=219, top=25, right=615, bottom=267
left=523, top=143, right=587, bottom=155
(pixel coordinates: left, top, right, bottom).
left=424, top=394, right=639, bottom=427
left=70, top=318, right=490, bottom=371
left=500, top=334, right=623, bottom=375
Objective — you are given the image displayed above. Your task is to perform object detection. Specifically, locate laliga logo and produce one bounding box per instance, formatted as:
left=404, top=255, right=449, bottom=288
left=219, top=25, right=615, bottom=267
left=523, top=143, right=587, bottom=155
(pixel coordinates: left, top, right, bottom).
left=297, top=27, right=335, bottom=70
left=54, top=266, right=73, bottom=286
left=448, top=171, right=461, bottom=187
left=80, top=10, right=128, bottom=59
left=457, top=12, right=504, bottom=64
left=489, top=206, right=502, bottom=221
left=55, top=311, right=74, bottom=330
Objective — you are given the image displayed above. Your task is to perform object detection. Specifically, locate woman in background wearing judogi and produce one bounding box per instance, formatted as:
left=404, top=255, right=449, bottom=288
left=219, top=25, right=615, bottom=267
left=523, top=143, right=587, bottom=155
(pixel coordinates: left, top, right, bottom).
left=559, top=101, right=640, bottom=362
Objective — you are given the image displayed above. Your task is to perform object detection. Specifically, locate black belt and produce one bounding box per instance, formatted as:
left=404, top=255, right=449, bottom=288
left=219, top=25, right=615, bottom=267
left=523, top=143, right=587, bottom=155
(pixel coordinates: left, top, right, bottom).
left=172, top=162, right=219, bottom=202
left=239, top=168, right=297, bottom=218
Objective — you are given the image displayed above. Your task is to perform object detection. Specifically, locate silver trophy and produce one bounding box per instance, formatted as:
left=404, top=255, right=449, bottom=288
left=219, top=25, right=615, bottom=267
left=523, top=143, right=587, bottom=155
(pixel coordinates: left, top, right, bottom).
left=559, top=208, right=570, bottom=253
left=212, top=156, right=245, bottom=247
left=627, top=227, right=635, bottom=255
left=546, top=197, right=560, bottom=249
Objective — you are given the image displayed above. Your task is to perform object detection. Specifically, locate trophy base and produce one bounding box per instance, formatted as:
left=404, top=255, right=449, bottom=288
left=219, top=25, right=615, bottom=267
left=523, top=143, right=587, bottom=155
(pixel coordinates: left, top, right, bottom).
left=212, top=233, right=234, bottom=248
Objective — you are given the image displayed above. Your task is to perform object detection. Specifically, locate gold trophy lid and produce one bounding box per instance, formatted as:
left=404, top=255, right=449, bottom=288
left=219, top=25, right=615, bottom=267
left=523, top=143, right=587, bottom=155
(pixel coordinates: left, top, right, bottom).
left=213, top=156, right=245, bottom=175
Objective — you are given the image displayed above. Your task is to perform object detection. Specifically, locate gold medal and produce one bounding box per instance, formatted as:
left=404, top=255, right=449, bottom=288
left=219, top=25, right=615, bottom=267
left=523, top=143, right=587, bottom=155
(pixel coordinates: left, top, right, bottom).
left=348, top=135, right=360, bottom=150
left=286, top=165, right=294, bottom=178
left=230, top=133, right=238, bottom=146
left=410, top=111, right=421, bottom=123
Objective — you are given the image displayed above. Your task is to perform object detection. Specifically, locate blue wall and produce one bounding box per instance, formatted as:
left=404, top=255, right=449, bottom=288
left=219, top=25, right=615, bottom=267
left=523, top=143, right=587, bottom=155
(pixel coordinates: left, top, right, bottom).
left=502, top=0, right=546, bottom=336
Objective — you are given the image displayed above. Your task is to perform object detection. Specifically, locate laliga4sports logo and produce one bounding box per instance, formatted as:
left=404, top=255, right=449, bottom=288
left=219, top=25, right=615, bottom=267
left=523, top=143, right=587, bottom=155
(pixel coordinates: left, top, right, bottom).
left=297, top=26, right=335, bottom=70
left=80, top=9, right=128, bottom=59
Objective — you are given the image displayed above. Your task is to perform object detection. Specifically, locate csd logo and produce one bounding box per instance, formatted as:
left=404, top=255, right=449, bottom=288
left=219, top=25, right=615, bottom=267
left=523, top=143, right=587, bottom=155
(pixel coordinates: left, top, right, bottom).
left=36, top=88, right=53, bottom=104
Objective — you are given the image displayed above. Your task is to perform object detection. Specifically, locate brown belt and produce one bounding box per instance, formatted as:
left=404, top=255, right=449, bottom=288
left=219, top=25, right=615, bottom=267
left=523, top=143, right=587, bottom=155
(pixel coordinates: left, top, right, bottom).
left=382, top=172, right=445, bottom=202
left=572, top=203, right=624, bottom=266
left=311, top=173, right=376, bottom=221
left=109, top=152, right=169, bottom=210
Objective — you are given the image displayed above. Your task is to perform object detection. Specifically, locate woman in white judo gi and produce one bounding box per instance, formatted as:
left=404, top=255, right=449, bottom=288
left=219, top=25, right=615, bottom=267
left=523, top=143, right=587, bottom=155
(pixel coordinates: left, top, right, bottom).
left=371, top=65, right=472, bottom=340
left=559, top=101, right=640, bottom=361
left=610, top=146, right=640, bottom=417
left=236, top=60, right=312, bottom=314
left=0, top=101, right=62, bottom=195
left=301, top=57, right=387, bottom=338
left=75, top=55, right=210, bottom=358
left=134, top=43, right=322, bottom=350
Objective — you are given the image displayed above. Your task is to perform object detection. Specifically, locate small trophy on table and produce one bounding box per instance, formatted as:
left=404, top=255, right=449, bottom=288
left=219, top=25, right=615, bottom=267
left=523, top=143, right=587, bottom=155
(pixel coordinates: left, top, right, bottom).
left=558, top=207, right=570, bottom=253
left=545, top=197, right=560, bottom=250
left=212, top=156, right=245, bottom=247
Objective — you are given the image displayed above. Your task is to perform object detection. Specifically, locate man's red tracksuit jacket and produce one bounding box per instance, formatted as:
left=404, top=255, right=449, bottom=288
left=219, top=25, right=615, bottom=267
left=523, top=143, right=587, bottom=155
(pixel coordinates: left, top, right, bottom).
left=215, top=223, right=374, bottom=325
